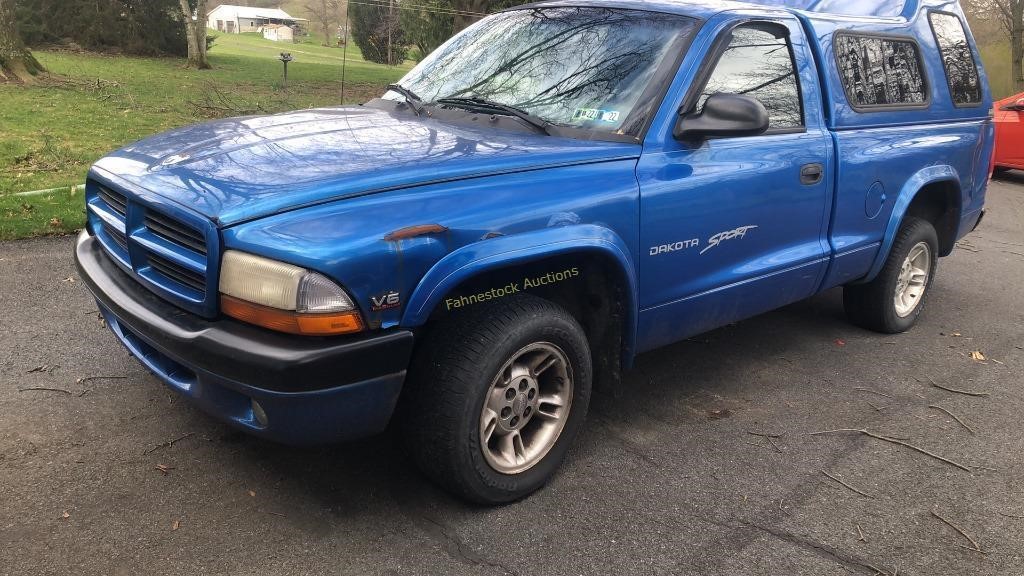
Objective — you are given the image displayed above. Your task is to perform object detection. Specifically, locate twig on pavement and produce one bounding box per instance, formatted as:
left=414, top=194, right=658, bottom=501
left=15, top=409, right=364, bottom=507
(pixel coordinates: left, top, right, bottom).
left=76, top=375, right=128, bottom=384
left=143, top=432, right=196, bottom=455
left=18, top=387, right=71, bottom=395
left=929, top=405, right=975, bottom=434
left=809, top=429, right=972, bottom=472
left=931, top=509, right=983, bottom=552
left=929, top=379, right=990, bottom=398
left=855, top=387, right=893, bottom=398
left=821, top=470, right=874, bottom=498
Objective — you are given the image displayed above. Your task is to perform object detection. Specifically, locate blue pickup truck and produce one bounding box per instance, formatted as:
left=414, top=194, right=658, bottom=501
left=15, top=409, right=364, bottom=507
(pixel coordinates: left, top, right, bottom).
left=75, top=0, right=994, bottom=503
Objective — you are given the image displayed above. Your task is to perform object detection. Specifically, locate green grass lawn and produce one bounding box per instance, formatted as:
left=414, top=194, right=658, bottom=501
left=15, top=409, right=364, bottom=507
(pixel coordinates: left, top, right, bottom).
left=0, top=33, right=411, bottom=240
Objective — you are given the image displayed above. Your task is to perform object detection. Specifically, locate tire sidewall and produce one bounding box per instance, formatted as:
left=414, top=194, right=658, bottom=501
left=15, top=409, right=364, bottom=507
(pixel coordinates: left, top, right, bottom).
left=881, top=219, right=939, bottom=332
left=456, top=311, right=592, bottom=503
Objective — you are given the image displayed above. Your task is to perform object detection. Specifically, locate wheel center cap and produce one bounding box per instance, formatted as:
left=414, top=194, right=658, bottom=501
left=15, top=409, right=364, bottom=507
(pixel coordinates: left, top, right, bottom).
left=513, top=393, right=529, bottom=415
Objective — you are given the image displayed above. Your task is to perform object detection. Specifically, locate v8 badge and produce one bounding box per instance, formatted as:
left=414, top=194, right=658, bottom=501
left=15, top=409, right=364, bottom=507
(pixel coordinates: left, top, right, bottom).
left=370, top=291, right=401, bottom=312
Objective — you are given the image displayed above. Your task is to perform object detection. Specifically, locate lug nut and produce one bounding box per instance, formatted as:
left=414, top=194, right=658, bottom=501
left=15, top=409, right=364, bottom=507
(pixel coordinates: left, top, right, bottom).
left=519, top=379, right=529, bottom=391
left=524, top=406, right=532, bottom=417
left=510, top=416, right=520, bottom=427
left=501, top=407, right=512, bottom=418
left=505, top=388, right=516, bottom=400
left=527, top=389, right=536, bottom=400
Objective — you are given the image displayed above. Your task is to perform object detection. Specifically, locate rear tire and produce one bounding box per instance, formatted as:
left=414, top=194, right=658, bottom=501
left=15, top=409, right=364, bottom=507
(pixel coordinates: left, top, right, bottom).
left=401, top=294, right=592, bottom=504
left=843, top=217, right=939, bottom=334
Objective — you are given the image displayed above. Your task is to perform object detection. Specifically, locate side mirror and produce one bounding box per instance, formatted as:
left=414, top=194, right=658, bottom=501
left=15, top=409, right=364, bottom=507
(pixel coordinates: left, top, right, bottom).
left=1001, top=98, right=1024, bottom=112
left=674, top=93, right=770, bottom=141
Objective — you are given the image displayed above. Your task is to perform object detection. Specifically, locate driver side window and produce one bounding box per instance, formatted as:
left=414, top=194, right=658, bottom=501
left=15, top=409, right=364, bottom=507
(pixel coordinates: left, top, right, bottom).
left=698, top=24, right=804, bottom=131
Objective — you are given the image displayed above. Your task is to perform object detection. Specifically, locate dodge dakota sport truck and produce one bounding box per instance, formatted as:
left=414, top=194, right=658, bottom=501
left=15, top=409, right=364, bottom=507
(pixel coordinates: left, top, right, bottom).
left=75, top=0, right=994, bottom=503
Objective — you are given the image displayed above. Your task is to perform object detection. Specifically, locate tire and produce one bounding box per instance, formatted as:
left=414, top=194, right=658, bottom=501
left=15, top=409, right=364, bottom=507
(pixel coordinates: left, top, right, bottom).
left=843, top=216, right=939, bottom=334
left=401, top=294, right=592, bottom=504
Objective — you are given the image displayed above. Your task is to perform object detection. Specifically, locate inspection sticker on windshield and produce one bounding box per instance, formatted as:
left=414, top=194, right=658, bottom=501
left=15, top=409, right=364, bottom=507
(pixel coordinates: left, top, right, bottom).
left=572, top=108, right=620, bottom=123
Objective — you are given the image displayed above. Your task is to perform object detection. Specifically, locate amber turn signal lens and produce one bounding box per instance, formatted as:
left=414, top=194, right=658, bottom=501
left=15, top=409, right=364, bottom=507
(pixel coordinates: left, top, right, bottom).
left=221, top=295, right=363, bottom=336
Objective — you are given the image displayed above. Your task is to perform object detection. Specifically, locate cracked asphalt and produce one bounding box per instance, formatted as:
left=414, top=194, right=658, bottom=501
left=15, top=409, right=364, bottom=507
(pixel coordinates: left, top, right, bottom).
left=2, top=176, right=1023, bottom=576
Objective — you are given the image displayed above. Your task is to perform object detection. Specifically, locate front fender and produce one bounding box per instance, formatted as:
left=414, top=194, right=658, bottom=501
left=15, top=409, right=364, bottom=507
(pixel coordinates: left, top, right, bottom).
left=401, top=224, right=639, bottom=364
left=863, top=165, right=961, bottom=282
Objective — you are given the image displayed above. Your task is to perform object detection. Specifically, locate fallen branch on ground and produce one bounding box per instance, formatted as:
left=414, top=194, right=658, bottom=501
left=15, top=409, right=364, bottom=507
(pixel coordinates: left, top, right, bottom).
left=18, top=387, right=71, bottom=395
left=809, top=429, right=972, bottom=472
left=186, top=81, right=285, bottom=118
left=929, top=379, right=990, bottom=398
left=143, top=432, right=196, bottom=455
left=76, top=375, right=128, bottom=384
left=928, top=405, right=974, bottom=434
left=821, top=470, right=874, bottom=498
left=854, top=387, right=893, bottom=398
left=747, top=431, right=782, bottom=438
left=931, top=509, right=982, bottom=552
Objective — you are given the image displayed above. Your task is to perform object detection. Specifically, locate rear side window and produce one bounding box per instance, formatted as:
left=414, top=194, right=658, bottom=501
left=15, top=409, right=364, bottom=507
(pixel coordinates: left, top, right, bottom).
left=835, top=34, right=928, bottom=109
left=697, top=24, right=804, bottom=130
left=929, top=12, right=982, bottom=106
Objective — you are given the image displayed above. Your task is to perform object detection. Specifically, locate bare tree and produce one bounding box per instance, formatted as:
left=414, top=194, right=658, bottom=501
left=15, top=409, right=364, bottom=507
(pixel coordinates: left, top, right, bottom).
left=178, top=0, right=211, bottom=69
left=994, top=0, right=1024, bottom=90
left=305, top=0, right=342, bottom=46
left=453, top=0, right=487, bottom=33
left=966, top=0, right=1023, bottom=91
left=0, top=0, right=44, bottom=82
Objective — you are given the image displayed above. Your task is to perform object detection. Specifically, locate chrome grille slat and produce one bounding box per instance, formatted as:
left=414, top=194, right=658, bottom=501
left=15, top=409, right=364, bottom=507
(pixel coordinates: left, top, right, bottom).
left=108, top=229, right=129, bottom=251
left=145, top=212, right=207, bottom=255
left=96, top=186, right=127, bottom=217
left=148, top=254, right=206, bottom=292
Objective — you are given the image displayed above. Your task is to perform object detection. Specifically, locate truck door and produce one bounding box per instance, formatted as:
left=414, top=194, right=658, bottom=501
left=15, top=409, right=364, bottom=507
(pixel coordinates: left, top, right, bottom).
left=636, top=17, right=833, bottom=352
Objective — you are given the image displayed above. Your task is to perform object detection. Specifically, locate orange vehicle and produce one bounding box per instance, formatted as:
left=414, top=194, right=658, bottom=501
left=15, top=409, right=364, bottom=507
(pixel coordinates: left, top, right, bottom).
left=994, top=92, right=1024, bottom=172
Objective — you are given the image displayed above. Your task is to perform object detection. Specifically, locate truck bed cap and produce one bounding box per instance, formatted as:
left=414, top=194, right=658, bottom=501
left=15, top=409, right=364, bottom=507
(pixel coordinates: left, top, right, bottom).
left=521, top=0, right=947, bottom=21
left=745, top=0, right=911, bottom=18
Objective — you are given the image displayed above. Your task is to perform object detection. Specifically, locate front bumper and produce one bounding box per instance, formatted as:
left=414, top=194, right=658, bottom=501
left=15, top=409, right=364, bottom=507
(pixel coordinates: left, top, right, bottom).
left=74, top=231, right=414, bottom=445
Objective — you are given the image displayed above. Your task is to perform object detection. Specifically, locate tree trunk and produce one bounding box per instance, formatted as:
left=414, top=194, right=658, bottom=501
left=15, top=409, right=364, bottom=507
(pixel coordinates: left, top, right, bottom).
left=179, top=0, right=211, bottom=70
left=0, top=0, right=44, bottom=82
left=1013, top=0, right=1024, bottom=91
left=453, top=0, right=488, bottom=33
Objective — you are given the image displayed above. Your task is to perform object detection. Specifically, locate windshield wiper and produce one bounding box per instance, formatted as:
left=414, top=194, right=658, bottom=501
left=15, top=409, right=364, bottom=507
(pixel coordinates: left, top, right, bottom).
left=387, top=83, right=426, bottom=116
left=436, top=96, right=551, bottom=135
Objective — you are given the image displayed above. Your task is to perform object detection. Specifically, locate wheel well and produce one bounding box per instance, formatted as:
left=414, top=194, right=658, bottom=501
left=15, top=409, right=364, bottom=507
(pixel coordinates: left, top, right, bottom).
left=904, top=180, right=960, bottom=256
left=424, top=252, right=628, bottom=389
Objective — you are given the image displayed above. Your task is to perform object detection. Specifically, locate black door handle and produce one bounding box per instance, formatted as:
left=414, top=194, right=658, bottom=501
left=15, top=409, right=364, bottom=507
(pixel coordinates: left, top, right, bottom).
left=800, top=163, right=824, bottom=185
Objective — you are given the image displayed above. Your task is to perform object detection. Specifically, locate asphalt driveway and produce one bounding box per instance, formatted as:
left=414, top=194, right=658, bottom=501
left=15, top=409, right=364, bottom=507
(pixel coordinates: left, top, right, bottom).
left=2, top=175, right=1023, bottom=576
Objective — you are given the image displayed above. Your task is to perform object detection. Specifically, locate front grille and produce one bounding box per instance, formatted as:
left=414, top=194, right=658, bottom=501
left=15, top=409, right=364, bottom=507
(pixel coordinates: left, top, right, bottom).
left=145, top=212, right=207, bottom=255
left=97, top=186, right=127, bottom=217
left=148, top=253, right=206, bottom=292
left=87, top=179, right=216, bottom=317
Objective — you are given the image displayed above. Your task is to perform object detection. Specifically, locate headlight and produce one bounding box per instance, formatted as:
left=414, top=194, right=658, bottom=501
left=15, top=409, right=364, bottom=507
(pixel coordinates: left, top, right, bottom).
left=219, top=251, right=363, bottom=335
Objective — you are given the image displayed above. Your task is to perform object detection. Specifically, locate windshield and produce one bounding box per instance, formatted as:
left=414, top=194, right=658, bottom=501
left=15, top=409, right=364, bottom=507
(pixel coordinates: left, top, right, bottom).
left=389, top=7, right=698, bottom=136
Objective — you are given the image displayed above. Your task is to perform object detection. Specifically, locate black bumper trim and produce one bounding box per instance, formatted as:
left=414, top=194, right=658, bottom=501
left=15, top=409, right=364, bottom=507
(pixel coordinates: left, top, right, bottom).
left=75, top=231, right=414, bottom=392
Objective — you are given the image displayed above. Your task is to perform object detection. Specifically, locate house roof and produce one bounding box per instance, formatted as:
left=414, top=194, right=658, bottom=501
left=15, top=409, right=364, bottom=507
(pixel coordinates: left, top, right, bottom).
left=208, top=4, right=307, bottom=21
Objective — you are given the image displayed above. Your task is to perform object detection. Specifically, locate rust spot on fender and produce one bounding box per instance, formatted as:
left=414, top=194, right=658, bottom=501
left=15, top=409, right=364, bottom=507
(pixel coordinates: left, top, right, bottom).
left=384, top=224, right=449, bottom=241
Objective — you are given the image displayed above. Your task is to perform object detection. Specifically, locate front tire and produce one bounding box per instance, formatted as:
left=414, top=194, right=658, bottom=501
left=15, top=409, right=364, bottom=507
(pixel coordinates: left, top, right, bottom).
left=843, top=217, right=939, bottom=334
left=402, top=294, right=592, bottom=504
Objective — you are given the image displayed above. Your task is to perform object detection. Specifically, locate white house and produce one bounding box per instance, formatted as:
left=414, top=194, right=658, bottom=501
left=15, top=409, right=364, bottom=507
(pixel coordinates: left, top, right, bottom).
left=206, top=5, right=306, bottom=34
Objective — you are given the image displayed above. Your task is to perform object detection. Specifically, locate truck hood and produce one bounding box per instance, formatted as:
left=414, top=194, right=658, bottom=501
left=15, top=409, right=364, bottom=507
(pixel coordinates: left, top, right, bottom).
left=91, top=106, right=640, bottom=226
